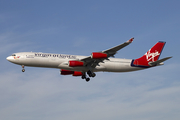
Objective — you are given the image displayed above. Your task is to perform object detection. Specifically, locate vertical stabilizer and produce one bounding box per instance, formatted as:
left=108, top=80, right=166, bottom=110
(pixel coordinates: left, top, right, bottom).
left=132, top=41, right=166, bottom=67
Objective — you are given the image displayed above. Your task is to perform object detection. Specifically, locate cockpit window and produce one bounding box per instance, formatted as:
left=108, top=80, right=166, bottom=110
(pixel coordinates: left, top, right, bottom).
left=11, top=54, right=16, bottom=56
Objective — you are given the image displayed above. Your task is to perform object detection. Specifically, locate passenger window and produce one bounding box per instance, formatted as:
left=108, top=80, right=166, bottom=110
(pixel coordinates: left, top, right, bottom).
left=11, top=54, right=16, bottom=56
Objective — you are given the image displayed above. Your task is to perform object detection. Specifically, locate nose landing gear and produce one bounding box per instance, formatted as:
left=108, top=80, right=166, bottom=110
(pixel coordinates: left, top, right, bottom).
left=22, top=65, right=25, bottom=72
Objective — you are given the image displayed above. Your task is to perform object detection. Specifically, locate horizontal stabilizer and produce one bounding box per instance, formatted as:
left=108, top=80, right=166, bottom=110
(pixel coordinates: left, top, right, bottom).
left=148, top=57, right=172, bottom=66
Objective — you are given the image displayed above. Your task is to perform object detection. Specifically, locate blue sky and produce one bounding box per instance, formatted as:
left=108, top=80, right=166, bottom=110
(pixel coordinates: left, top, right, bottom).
left=0, top=0, right=180, bottom=120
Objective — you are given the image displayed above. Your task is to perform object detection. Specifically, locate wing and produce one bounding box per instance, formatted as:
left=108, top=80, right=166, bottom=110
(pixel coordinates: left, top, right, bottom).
left=80, top=38, right=134, bottom=68
left=102, top=37, right=134, bottom=57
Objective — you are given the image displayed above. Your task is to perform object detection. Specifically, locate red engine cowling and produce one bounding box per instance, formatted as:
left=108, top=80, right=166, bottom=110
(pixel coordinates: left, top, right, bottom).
left=60, top=69, right=83, bottom=76
left=69, top=61, right=84, bottom=67
left=73, top=71, right=83, bottom=76
left=91, top=52, right=107, bottom=59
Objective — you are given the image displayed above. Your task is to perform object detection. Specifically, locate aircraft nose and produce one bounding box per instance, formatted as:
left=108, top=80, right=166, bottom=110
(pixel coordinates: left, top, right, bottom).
left=6, top=56, right=13, bottom=61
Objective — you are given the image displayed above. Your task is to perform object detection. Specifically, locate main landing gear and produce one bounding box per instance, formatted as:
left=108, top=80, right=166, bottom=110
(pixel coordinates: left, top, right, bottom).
left=22, top=65, right=25, bottom=72
left=81, top=70, right=96, bottom=82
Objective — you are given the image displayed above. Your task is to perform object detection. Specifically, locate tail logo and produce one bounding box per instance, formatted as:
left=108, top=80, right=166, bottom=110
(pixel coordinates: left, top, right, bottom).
left=145, top=49, right=160, bottom=62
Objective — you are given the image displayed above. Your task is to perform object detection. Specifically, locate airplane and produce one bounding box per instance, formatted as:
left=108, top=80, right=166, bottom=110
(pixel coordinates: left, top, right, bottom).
left=6, top=38, right=172, bottom=82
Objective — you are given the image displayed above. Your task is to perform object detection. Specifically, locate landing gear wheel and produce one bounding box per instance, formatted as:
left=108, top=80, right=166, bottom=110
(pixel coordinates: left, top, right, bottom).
left=86, top=78, right=90, bottom=82
left=87, top=70, right=92, bottom=77
left=91, top=73, right=96, bottom=77
left=22, top=69, right=25, bottom=72
left=81, top=75, right=86, bottom=79
left=87, top=70, right=96, bottom=78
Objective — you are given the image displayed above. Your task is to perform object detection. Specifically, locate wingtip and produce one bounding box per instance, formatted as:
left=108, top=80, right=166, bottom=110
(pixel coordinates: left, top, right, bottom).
left=127, top=37, right=134, bottom=43
left=168, top=56, right=173, bottom=59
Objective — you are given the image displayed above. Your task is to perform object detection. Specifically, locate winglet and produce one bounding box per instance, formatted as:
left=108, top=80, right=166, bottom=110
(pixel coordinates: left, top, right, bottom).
left=127, top=37, right=134, bottom=43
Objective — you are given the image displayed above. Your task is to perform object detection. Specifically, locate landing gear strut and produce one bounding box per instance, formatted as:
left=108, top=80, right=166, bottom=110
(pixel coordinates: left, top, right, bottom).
left=22, top=65, right=25, bottom=72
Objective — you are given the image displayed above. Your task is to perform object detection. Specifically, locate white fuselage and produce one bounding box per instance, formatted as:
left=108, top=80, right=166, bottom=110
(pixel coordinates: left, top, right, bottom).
left=6, top=52, right=144, bottom=72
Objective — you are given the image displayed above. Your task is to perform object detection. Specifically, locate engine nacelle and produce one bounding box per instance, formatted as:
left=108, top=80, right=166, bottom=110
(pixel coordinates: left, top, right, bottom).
left=73, top=71, right=83, bottom=76
left=91, top=52, right=107, bottom=59
left=69, top=61, right=84, bottom=67
left=60, top=69, right=83, bottom=76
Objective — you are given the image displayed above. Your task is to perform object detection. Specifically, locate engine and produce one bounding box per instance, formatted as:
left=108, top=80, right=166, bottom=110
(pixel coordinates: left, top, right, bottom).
left=73, top=71, right=83, bottom=76
left=69, top=61, right=84, bottom=67
left=91, top=52, right=107, bottom=59
left=60, top=69, right=83, bottom=76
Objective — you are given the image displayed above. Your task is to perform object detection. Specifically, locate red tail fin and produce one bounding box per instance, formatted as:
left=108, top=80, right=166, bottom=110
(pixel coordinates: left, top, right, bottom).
left=132, top=41, right=166, bottom=67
